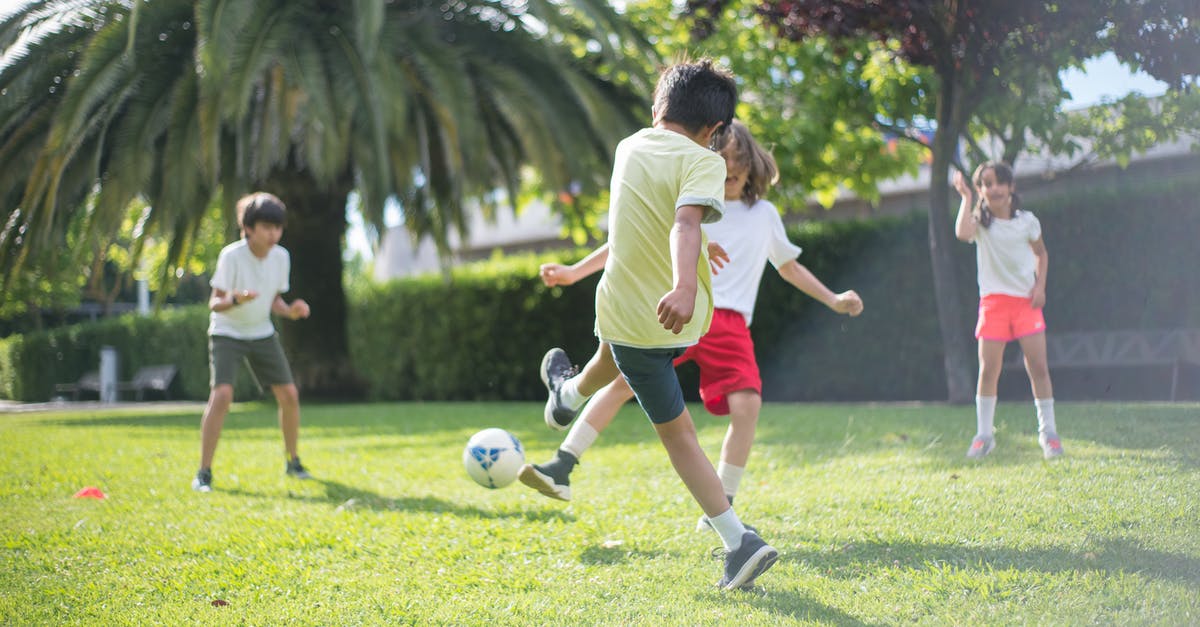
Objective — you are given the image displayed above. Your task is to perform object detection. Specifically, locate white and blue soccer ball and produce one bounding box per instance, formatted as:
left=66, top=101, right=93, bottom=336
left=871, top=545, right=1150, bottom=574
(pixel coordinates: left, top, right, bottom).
left=462, top=428, right=524, bottom=489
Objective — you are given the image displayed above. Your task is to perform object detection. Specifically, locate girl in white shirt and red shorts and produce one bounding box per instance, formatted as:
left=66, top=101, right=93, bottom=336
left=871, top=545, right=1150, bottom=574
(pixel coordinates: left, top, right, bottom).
left=521, top=122, right=864, bottom=530
left=954, top=161, right=1064, bottom=460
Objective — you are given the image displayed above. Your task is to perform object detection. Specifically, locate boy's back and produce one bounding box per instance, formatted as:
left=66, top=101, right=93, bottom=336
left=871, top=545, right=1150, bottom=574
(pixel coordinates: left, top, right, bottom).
left=596, top=128, right=726, bottom=349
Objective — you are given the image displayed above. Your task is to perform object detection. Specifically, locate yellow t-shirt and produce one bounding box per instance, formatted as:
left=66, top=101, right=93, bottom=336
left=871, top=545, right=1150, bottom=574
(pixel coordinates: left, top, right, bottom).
left=595, top=127, right=726, bottom=348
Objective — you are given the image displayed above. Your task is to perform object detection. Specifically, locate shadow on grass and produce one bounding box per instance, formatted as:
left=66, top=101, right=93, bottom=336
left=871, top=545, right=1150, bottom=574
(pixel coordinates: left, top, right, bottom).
left=786, top=537, right=1200, bottom=585
left=577, top=544, right=664, bottom=566
left=218, top=478, right=575, bottom=523
left=727, top=587, right=879, bottom=627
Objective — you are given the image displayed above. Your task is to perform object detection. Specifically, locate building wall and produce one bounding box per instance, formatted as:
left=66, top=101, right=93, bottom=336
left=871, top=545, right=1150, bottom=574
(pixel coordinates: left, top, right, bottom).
left=375, top=138, right=1200, bottom=279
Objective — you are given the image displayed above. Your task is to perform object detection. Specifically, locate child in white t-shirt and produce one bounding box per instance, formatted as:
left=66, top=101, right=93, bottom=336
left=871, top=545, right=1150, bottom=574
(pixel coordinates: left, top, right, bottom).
left=192, top=192, right=314, bottom=492
left=521, top=121, right=863, bottom=534
left=953, top=161, right=1063, bottom=460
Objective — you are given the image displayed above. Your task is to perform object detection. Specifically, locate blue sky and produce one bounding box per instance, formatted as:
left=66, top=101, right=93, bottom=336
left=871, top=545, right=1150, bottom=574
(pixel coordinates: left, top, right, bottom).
left=1060, top=52, right=1167, bottom=107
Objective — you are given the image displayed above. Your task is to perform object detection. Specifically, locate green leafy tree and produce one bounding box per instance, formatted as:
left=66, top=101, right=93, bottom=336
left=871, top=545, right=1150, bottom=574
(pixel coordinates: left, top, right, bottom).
left=626, top=0, right=928, bottom=209
left=692, top=0, right=1200, bottom=402
left=0, top=0, right=653, bottom=393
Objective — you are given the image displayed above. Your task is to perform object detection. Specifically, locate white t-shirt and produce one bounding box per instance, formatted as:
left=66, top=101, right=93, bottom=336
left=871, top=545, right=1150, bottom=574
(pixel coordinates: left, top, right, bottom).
left=595, top=127, right=725, bottom=349
left=705, top=199, right=802, bottom=326
left=208, top=239, right=291, bottom=339
left=971, top=210, right=1042, bottom=297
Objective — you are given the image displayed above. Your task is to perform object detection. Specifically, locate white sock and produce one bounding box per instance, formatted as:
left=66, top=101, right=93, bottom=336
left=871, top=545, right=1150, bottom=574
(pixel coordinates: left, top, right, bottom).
left=716, top=462, right=744, bottom=500
left=707, top=507, right=747, bottom=551
left=559, top=378, right=589, bottom=410
left=976, top=395, right=997, bottom=438
left=560, top=421, right=599, bottom=460
left=1035, top=398, right=1056, bottom=434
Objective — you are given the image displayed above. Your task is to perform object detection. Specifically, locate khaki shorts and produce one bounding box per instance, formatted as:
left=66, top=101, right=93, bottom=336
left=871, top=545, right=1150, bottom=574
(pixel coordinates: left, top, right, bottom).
left=209, top=334, right=294, bottom=388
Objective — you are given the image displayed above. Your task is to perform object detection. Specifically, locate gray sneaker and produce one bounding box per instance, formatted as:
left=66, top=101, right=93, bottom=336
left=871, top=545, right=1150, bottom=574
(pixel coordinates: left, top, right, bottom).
left=716, top=531, right=779, bottom=590
left=192, top=468, right=213, bottom=492
left=540, top=348, right=579, bottom=430
left=286, top=457, right=313, bottom=479
left=518, top=462, right=572, bottom=501
left=966, top=435, right=995, bottom=459
left=1039, top=432, right=1064, bottom=459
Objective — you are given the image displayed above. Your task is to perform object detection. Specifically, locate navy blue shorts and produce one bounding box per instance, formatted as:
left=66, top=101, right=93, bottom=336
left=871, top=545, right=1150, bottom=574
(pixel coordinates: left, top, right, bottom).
left=610, top=343, right=687, bottom=424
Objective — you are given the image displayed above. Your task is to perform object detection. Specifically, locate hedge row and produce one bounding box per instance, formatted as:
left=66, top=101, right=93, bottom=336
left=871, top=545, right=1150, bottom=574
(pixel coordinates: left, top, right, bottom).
left=4, top=169, right=1198, bottom=402
left=0, top=307, right=257, bottom=402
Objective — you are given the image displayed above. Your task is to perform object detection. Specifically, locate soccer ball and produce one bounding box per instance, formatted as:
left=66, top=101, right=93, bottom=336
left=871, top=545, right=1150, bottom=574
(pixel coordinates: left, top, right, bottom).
left=462, top=428, right=524, bottom=489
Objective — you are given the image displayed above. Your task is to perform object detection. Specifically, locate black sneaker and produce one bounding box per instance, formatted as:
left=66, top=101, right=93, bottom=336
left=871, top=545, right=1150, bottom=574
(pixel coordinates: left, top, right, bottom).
left=541, top=348, right=579, bottom=430
left=286, top=457, right=312, bottom=480
left=518, top=461, right=573, bottom=501
left=716, top=531, right=779, bottom=590
left=192, top=468, right=213, bottom=492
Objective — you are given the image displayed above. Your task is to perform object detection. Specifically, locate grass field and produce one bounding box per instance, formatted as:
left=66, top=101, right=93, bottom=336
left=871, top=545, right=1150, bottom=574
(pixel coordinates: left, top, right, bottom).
left=1, top=401, right=1198, bottom=625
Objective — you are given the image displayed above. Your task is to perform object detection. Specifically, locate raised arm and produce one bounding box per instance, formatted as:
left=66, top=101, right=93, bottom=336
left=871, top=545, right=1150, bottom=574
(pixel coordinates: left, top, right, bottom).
left=777, top=260, right=863, bottom=316
left=953, top=170, right=978, bottom=242
left=539, top=243, right=610, bottom=287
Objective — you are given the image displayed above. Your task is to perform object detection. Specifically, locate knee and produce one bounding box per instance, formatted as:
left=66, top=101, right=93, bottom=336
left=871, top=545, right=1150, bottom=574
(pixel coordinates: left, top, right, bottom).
left=1024, top=360, right=1050, bottom=381
left=209, top=384, right=234, bottom=405
left=977, top=362, right=1002, bottom=382
left=727, top=390, right=761, bottom=426
left=274, top=384, right=300, bottom=408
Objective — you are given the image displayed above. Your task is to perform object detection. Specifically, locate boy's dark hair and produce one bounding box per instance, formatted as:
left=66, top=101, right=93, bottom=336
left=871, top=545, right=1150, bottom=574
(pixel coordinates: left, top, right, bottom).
left=971, top=161, right=1020, bottom=228
left=237, top=192, right=287, bottom=231
left=652, top=59, right=737, bottom=136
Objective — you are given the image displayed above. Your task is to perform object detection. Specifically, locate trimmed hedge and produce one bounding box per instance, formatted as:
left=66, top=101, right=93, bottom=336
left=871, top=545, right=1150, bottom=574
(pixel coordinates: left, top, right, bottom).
left=4, top=168, right=1198, bottom=402
left=0, top=306, right=257, bottom=402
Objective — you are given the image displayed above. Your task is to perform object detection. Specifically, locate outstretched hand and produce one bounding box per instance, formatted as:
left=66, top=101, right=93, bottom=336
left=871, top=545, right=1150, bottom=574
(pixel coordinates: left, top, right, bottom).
left=707, top=241, right=729, bottom=275
left=539, top=263, right=576, bottom=287
left=831, top=290, right=864, bottom=317
left=288, top=299, right=311, bottom=320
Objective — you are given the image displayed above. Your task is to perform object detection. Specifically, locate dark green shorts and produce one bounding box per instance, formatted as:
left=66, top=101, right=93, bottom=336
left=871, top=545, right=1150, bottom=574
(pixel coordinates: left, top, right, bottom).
left=610, top=343, right=687, bottom=424
left=209, top=334, right=294, bottom=388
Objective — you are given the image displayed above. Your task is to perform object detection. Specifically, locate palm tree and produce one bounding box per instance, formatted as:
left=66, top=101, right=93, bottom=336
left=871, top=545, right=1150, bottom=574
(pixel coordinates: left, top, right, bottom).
left=0, top=0, right=653, bottom=394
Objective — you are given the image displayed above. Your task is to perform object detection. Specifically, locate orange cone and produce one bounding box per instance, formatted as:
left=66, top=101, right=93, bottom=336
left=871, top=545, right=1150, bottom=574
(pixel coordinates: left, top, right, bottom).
left=72, top=487, right=107, bottom=499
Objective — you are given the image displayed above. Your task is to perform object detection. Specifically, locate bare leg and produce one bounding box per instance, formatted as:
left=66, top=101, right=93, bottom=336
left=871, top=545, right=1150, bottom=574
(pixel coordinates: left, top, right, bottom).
left=573, top=342, right=622, bottom=397
left=719, top=389, right=761, bottom=468
left=976, top=339, right=1007, bottom=396
left=272, top=383, right=301, bottom=460
left=583, top=377, right=637, bottom=433
left=654, top=408, right=730, bottom=518
left=199, top=384, right=234, bottom=469
left=1018, top=332, right=1054, bottom=399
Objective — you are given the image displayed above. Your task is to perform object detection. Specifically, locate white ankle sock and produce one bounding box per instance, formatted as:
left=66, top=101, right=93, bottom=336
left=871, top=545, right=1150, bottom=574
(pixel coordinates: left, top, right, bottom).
left=976, top=395, right=997, bottom=437
left=716, top=462, right=744, bottom=500
left=707, top=507, right=746, bottom=551
left=1035, top=398, right=1056, bottom=434
left=560, top=421, right=599, bottom=460
left=559, top=378, right=589, bottom=410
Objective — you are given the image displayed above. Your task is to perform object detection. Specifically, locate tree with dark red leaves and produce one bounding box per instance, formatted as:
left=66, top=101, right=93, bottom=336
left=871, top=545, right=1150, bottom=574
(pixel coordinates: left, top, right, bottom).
left=689, top=0, right=1200, bottom=402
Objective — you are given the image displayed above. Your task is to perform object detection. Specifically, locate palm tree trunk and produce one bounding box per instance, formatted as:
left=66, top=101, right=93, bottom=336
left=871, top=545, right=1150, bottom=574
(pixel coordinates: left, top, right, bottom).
left=263, top=169, right=363, bottom=398
left=928, top=77, right=975, bottom=404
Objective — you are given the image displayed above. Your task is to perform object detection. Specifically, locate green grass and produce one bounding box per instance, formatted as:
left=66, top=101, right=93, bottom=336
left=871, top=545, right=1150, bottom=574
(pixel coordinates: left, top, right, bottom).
left=1, top=401, right=1198, bottom=625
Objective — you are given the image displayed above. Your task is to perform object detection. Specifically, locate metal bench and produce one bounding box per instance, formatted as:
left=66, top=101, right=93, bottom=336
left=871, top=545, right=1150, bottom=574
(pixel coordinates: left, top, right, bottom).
left=53, top=371, right=101, bottom=400
left=117, top=365, right=179, bottom=401
left=1004, top=329, right=1200, bottom=400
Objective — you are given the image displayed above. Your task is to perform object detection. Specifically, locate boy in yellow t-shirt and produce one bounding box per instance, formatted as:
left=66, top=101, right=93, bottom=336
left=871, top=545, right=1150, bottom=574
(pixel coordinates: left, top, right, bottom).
left=529, top=60, right=777, bottom=590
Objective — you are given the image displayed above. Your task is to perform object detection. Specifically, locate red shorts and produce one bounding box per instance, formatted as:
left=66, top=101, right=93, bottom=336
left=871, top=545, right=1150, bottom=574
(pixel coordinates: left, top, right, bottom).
left=675, top=308, right=761, bottom=415
left=975, top=294, right=1046, bottom=342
